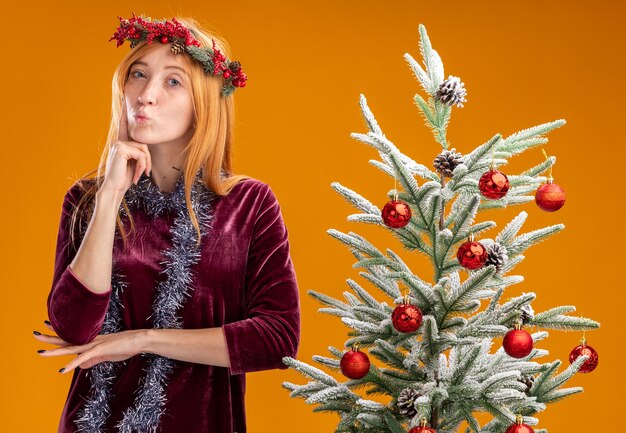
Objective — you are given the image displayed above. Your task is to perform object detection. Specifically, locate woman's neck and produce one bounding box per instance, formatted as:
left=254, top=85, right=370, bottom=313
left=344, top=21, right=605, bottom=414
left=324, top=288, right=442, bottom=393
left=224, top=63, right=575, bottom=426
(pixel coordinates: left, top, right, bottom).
left=150, top=166, right=183, bottom=193
left=147, top=144, right=188, bottom=193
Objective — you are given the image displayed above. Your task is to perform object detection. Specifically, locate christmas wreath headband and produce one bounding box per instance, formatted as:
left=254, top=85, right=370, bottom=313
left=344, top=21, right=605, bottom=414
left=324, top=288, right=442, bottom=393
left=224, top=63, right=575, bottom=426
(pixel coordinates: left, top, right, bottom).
left=109, top=13, right=247, bottom=97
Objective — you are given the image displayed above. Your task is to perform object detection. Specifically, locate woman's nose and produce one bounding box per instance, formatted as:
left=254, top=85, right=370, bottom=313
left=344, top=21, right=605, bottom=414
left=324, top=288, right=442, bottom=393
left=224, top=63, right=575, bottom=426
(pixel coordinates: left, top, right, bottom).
left=138, top=93, right=155, bottom=105
left=138, top=81, right=158, bottom=105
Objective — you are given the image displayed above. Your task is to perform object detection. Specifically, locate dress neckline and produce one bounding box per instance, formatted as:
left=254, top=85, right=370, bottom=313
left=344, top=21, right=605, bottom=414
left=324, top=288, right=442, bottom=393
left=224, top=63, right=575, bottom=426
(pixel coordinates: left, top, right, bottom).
left=124, top=168, right=205, bottom=218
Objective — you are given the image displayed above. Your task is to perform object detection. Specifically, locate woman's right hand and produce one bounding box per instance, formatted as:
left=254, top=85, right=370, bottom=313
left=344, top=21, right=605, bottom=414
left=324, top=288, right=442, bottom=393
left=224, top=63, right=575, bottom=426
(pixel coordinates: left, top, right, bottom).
left=100, top=99, right=153, bottom=195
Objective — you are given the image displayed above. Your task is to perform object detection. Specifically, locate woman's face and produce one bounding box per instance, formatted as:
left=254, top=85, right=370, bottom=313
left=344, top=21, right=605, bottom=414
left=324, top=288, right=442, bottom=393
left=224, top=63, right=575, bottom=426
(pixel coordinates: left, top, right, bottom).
left=124, top=43, right=195, bottom=147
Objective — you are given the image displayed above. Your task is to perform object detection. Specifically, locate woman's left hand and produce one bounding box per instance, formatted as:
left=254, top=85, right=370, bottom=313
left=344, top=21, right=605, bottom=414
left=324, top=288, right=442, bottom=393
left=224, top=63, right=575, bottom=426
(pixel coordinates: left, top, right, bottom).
left=33, top=321, right=146, bottom=373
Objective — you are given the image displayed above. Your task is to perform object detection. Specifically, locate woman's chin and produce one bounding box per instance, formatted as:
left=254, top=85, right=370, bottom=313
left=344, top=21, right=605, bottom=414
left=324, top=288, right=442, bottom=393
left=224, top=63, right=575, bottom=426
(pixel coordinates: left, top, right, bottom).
left=129, top=131, right=154, bottom=144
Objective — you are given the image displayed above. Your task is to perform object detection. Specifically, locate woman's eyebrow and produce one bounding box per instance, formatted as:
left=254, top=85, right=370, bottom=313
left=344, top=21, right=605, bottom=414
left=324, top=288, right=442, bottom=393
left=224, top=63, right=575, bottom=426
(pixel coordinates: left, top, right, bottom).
left=131, top=61, right=187, bottom=74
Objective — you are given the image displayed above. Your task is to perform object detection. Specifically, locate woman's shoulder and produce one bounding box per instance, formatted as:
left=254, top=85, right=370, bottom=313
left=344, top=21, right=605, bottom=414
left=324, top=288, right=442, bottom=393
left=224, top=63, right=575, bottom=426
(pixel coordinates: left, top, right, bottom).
left=227, top=177, right=272, bottom=197
left=222, top=177, right=280, bottom=208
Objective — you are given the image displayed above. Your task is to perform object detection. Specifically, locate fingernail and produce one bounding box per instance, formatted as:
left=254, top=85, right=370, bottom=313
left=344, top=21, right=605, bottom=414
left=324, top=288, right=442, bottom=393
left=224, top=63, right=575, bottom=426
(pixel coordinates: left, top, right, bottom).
left=33, top=331, right=41, bottom=336
left=37, top=349, right=46, bottom=354
left=44, top=320, right=51, bottom=326
left=59, top=368, right=65, bottom=373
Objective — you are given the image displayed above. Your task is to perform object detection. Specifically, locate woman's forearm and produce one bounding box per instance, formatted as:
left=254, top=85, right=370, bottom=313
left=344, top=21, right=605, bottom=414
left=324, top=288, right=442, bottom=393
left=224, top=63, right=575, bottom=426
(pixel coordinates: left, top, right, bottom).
left=140, top=327, right=231, bottom=368
left=69, top=188, right=124, bottom=294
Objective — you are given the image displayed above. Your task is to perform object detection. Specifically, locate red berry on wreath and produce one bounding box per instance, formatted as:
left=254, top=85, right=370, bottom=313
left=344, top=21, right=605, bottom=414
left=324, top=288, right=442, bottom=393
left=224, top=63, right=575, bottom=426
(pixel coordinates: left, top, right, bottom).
left=392, top=296, right=423, bottom=333
left=223, top=70, right=231, bottom=79
left=479, top=169, right=510, bottom=199
left=456, top=234, right=488, bottom=270
left=503, top=324, right=533, bottom=358
left=504, top=416, right=534, bottom=433
left=569, top=337, right=598, bottom=373
left=160, top=36, right=169, bottom=44
left=381, top=199, right=412, bottom=228
left=340, top=345, right=370, bottom=379
left=535, top=178, right=566, bottom=212
left=408, top=418, right=436, bottom=433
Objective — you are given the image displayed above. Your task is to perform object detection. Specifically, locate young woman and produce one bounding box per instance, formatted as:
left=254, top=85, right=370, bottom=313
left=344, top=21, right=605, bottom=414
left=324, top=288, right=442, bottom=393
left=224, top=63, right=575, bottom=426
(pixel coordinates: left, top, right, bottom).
left=33, top=14, right=300, bottom=433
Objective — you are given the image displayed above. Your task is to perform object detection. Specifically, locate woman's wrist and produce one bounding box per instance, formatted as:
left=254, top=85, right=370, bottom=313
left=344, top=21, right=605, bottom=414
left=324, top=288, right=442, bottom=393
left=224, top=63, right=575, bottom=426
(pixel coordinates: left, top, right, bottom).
left=96, top=186, right=125, bottom=209
left=134, top=328, right=230, bottom=367
left=139, top=328, right=157, bottom=354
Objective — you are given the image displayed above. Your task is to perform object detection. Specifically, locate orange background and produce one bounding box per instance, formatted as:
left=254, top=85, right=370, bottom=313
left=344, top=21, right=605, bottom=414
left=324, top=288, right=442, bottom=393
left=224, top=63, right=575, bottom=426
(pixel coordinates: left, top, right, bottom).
left=1, top=1, right=623, bottom=432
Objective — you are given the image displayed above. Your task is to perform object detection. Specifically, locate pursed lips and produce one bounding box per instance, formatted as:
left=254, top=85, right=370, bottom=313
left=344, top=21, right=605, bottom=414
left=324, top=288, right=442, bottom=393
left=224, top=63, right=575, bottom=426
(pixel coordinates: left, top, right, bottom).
left=134, top=113, right=150, bottom=123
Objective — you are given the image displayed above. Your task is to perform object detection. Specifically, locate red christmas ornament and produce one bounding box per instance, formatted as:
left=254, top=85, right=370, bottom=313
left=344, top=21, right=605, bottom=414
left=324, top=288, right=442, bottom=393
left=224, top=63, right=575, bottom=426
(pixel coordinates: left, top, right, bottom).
left=408, top=418, right=436, bottom=433
left=503, top=324, right=533, bottom=358
left=535, top=178, right=566, bottom=212
left=456, top=234, right=488, bottom=270
left=504, top=416, right=534, bottom=433
left=392, top=296, right=423, bottom=333
left=381, top=199, right=412, bottom=228
left=569, top=337, right=599, bottom=373
left=340, top=345, right=370, bottom=379
left=479, top=169, right=510, bottom=199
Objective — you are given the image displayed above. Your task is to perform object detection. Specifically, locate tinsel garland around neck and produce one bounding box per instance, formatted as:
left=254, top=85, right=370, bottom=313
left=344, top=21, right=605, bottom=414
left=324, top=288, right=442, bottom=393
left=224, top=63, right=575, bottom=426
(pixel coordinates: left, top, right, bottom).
left=75, top=168, right=216, bottom=433
left=124, top=168, right=208, bottom=217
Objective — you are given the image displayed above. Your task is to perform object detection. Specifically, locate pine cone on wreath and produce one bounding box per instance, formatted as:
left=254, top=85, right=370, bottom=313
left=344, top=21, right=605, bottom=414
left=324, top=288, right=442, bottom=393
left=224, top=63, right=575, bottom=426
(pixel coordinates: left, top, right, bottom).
left=435, top=75, right=467, bottom=107
left=396, top=387, right=420, bottom=418
left=433, top=148, right=464, bottom=178
left=170, top=40, right=186, bottom=54
left=485, top=242, right=508, bottom=272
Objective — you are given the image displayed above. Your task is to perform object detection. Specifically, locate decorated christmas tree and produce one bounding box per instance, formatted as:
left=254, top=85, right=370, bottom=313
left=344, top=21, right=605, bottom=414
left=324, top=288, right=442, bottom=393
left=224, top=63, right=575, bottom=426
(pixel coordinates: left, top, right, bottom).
left=282, top=25, right=599, bottom=433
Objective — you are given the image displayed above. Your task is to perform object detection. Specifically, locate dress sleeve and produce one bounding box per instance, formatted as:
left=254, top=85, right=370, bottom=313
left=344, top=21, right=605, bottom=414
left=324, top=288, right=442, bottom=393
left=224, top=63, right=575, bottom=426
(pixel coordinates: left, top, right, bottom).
left=222, top=183, right=301, bottom=375
left=47, top=182, right=112, bottom=346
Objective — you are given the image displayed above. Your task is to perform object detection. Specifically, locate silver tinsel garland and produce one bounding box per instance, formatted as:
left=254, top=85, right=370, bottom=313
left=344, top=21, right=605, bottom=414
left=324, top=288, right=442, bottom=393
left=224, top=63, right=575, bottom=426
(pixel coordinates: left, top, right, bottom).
left=75, top=168, right=216, bottom=433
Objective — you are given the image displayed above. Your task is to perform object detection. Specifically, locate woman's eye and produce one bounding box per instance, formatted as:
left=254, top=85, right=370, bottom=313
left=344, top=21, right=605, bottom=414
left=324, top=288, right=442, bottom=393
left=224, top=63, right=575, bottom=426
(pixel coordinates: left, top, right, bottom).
left=168, top=79, right=181, bottom=87
left=130, top=70, right=145, bottom=78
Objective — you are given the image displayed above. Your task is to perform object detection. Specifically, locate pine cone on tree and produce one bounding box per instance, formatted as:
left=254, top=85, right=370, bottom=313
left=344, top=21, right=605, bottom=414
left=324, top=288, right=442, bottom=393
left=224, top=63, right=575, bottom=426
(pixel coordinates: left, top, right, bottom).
left=433, top=148, right=464, bottom=178
left=485, top=242, right=508, bottom=271
left=519, top=375, right=536, bottom=395
left=520, top=304, right=535, bottom=325
left=170, top=40, right=187, bottom=55
left=435, top=75, right=467, bottom=107
left=396, top=387, right=420, bottom=418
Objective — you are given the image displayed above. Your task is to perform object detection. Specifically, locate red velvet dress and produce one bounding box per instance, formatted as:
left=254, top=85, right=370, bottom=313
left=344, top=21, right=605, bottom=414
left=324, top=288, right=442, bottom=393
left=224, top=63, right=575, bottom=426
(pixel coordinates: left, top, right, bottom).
left=47, top=177, right=301, bottom=433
